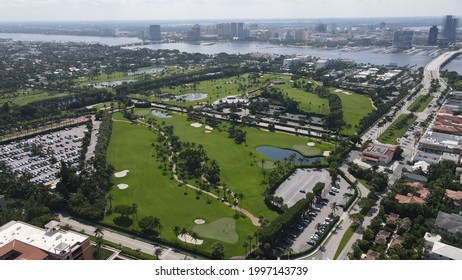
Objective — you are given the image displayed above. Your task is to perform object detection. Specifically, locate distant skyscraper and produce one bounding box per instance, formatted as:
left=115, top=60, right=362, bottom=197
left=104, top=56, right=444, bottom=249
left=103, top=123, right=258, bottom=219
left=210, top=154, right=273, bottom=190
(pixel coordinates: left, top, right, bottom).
left=393, top=31, right=414, bottom=49
left=216, top=23, right=232, bottom=38
left=379, top=22, right=386, bottom=30
left=231, top=22, right=238, bottom=37
left=428, top=25, right=439, bottom=45
left=315, top=24, right=327, bottom=33
left=237, top=23, right=244, bottom=38
left=329, top=23, right=337, bottom=34
left=149, top=25, right=162, bottom=41
left=186, top=24, right=201, bottom=41
left=443, top=15, right=458, bottom=42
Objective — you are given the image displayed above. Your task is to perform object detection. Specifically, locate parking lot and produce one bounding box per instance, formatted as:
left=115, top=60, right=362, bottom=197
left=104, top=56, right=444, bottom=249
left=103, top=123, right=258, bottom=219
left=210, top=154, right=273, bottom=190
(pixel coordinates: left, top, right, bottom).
left=274, top=168, right=331, bottom=207
left=0, top=125, right=88, bottom=186
left=273, top=169, right=353, bottom=255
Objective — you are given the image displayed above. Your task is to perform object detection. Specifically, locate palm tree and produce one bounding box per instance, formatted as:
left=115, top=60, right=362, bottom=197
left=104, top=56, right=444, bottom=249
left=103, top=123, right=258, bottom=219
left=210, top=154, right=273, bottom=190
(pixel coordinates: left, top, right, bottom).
left=154, top=247, right=163, bottom=260
left=107, top=193, right=114, bottom=211
left=247, top=234, right=254, bottom=250
left=94, top=226, right=104, bottom=256
left=243, top=241, right=249, bottom=256
left=237, top=193, right=244, bottom=209
left=330, top=202, right=339, bottom=215
left=131, top=203, right=138, bottom=228
left=181, top=227, right=188, bottom=246
left=191, top=231, right=199, bottom=251
left=173, top=226, right=181, bottom=243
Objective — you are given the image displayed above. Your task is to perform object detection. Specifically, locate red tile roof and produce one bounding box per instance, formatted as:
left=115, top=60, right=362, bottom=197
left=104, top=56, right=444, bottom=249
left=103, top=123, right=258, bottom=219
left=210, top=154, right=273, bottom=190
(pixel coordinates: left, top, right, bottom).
left=0, top=240, right=48, bottom=260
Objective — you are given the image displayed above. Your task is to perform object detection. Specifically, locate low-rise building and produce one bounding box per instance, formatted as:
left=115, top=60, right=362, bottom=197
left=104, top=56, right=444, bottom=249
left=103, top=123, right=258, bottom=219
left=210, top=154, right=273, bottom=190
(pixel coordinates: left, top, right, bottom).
left=375, top=230, right=391, bottom=245
left=444, top=189, right=462, bottom=206
left=435, top=211, right=462, bottom=234
left=0, top=220, right=92, bottom=260
left=361, top=143, right=396, bottom=165
left=424, top=232, right=462, bottom=260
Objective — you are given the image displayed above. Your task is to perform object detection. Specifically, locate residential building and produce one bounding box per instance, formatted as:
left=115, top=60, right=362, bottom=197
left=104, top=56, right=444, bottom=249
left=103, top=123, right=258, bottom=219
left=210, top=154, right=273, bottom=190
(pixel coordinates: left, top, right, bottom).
left=149, top=25, right=162, bottom=41
left=424, top=232, right=462, bottom=260
left=443, top=15, right=458, bottom=43
left=386, top=213, right=400, bottom=225
left=361, top=143, right=396, bottom=165
left=393, top=31, right=414, bottom=50
left=0, top=220, right=92, bottom=260
left=403, top=172, right=428, bottom=183
left=216, top=23, right=232, bottom=38
left=375, top=230, right=391, bottom=245
left=445, top=189, right=462, bottom=206
left=365, top=249, right=380, bottom=260
left=428, top=25, right=439, bottom=45
left=435, top=211, right=462, bottom=235
left=433, top=114, right=462, bottom=135
left=186, top=25, right=201, bottom=42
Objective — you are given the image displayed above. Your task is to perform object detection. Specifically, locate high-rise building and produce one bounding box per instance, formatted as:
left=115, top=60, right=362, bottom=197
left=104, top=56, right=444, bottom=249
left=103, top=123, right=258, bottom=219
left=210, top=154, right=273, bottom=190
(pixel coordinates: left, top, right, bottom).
left=0, top=220, right=92, bottom=260
left=237, top=23, right=245, bottom=38
left=443, top=15, right=458, bottom=42
left=186, top=24, right=201, bottom=41
left=216, top=23, right=232, bottom=38
left=149, top=25, right=162, bottom=41
left=393, top=30, right=414, bottom=49
left=428, top=25, right=439, bottom=45
left=379, top=22, right=387, bottom=30
left=315, top=24, right=327, bottom=33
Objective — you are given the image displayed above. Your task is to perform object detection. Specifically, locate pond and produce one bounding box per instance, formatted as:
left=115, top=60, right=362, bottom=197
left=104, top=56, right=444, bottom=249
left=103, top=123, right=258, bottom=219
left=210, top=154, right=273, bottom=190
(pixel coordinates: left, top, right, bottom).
left=151, top=110, right=172, bottom=118
left=256, top=146, right=324, bottom=164
left=128, top=67, right=165, bottom=76
left=93, top=80, right=135, bottom=88
left=161, top=93, right=208, bottom=102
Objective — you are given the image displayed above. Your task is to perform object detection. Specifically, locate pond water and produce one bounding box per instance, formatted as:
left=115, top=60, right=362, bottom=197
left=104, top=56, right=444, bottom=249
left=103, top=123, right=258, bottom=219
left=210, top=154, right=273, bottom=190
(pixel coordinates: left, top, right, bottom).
left=93, top=80, right=135, bottom=88
left=128, top=67, right=165, bottom=76
left=162, top=93, right=208, bottom=101
left=151, top=110, right=172, bottom=118
left=256, top=146, right=324, bottom=163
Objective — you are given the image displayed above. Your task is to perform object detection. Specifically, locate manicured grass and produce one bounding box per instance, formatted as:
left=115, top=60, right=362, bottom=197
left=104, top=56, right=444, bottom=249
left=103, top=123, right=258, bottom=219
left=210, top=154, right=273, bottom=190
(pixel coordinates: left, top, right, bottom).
left=292, top=144, right=323, bottom=156
left=0, top=90, right=71, bottom=106
left=332, top=89, right=375, bottom=135
left=192, top=217, right=239, bottom=244
left=334, top=225, right=355, bottom=260
left=153, top=111, right=334, bottom=220
left=105, top=116, right=257, bottom=258
left=357, top=178, right=372, bottom=190
left=407, top=94, right=434, bottom=112
left=270, top=76, right=330, bottom=115
left=378, top=114, right=417, bottom=145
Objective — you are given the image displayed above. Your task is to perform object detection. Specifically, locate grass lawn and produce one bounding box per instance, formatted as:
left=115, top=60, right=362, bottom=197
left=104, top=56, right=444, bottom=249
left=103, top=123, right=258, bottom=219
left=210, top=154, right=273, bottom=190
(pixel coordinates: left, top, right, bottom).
left=152, top=111, right=333, bottom=221
left=407, top=94, right=434, bottom=112
left=270, top=76, right=330, bottom=116
left=105, top=116, right=257, bottom=258
left=378, top=114, right=417, bottom=145
left=332, top=89, right=375, bottom=135
left=0, top=90, right=71, bottom=106
left=334, top=225, right=355, bottom=260
left=192, top=217, right=239, bottom=244
left=357, top=178, right=372, bottom=190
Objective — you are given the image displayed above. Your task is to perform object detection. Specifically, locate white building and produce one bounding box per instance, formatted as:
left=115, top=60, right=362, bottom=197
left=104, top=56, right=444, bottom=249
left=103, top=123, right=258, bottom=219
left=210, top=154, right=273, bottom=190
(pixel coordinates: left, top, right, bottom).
left=424, top=232, right=462, bottom=260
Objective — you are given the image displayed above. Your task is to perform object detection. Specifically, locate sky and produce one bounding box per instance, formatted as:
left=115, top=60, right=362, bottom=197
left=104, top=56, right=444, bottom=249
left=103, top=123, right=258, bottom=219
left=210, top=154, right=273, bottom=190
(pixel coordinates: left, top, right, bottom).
left=0, top=0, right=461, bottom=21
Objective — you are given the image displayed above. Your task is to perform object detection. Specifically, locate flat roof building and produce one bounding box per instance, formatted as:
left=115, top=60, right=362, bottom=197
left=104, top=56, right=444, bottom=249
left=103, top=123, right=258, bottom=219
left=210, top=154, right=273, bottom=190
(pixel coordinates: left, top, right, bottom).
left=0, top=220, right=92, bottom=260
left=361, top=143, right=396, bottom=165
left=424, top=232, right=462, bottom=260
left=435, top=211, right=462, bottom=235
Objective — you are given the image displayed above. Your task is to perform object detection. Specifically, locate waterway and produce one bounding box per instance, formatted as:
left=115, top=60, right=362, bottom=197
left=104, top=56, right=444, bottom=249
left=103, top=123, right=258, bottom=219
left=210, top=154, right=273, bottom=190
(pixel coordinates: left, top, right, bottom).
left=256, top=146, right=324, bottom=163
left=0, top=32, right=442, bottom=67
left=443, top=55, right=462, bottom=74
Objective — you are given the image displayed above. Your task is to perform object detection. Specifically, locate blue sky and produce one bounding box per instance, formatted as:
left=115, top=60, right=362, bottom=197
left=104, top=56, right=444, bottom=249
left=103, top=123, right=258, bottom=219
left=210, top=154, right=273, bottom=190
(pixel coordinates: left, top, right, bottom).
left=0, top=0, right=460, bottom=21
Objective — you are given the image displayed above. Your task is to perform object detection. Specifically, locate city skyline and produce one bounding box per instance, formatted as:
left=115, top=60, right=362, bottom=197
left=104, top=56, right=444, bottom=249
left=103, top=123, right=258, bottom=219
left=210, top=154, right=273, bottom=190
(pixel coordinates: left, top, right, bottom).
left=0, top=0, right=460, bottom=21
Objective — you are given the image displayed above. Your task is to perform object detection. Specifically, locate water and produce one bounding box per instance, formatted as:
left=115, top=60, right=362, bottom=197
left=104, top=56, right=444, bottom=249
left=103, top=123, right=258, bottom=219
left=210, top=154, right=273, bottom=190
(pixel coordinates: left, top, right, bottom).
left=0, top=32, right=142, bottom=46
left=127, top=42, right=434, bottom=67
left=256, top=146, right=324, bottom=163
left=0, top=32, right=436, bottom=67
left=443, top=55, right=462, bottom=74
left=93, top=80, right=135, bottom=88
left=128, top=67, right=165, bottom=75
left=151, top=110, right=172, bottom=118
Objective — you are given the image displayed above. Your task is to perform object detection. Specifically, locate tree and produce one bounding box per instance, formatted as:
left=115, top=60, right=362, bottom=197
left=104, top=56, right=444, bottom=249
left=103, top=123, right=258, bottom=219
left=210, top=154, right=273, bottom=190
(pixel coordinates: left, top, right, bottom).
left=154, top=247, right=163, bottom=260
left=93, top=226, right=104, bottom=257
left=138, top=216, right=162, bottom=237
left=211, top=242, right=225, bottom=259
left=181, top=227, right=188, bottom=246
left=247, top=234, right=254, bottom=249
left=243, top=241, right=249, bottom=256
left=173, top=226, right=181, bottom=243
left=107, top=193, right=114, bottom=211
left=191, top=231, right=199, bottom=251
left=237, top=193, right=244, bottom=209
left=349, top=213, right=365, bottom=229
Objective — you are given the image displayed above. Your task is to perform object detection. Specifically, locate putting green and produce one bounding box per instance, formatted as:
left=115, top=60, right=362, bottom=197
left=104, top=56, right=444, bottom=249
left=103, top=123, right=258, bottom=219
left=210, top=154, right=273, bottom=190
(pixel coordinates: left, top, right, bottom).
left=292, top=144, right=322, bottom=157
left=192, top=217, right=239, bottom=244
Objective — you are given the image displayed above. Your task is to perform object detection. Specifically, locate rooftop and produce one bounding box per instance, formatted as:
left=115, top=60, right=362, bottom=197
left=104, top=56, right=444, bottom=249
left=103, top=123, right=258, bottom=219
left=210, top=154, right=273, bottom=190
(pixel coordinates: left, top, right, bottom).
left=363, top=143, right=395, bottom=158
left=435, top=211, right=462, bottom=234
left=431, top=241, right=462, bottom=260
left=0, top=221, right=87, bottom=256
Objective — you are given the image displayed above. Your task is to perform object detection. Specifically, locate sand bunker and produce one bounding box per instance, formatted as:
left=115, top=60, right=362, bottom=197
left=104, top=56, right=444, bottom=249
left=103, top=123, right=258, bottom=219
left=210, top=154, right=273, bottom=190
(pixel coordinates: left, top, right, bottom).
left=114, top=170, right=130, bottom=178
left=205, top=130, right=212, bottom=134
left=191, top=122, right=203, bottom=128
left=335, top=89, right=353, bottom=95
left=323, top=151, right=332, bottom=156
left=205, top=125, right=214, bottom=131
left=118, top=184, right=129, bottom=190
left=307, top=142, right=316, bottom=147
left=178, top=234, right=203, bottom=245
left=194, top=219, right=206, bottom=225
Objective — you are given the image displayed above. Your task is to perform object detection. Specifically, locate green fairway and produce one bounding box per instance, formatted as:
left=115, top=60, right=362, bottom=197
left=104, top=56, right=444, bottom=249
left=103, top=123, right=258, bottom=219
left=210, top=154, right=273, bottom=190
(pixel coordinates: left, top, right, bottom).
left=270, top=76, right=330, bottom=115
left=105, top=115, right=257, bottom=258
left=378, top=114, right=417, bottom=145
left=154, top=111, right=333, bottom=220
left=407, top=94, right=433, bottom=112
left=0, top=90, right=71, bottom=106
left=193, top=217, right=239, bottom=244
left=332, top=89, right=375, bottom=134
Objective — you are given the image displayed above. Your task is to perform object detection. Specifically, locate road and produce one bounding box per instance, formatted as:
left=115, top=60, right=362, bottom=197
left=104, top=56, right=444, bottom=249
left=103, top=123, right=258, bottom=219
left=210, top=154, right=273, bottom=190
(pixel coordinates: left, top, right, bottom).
left=59, top=214, right=196, bottom=260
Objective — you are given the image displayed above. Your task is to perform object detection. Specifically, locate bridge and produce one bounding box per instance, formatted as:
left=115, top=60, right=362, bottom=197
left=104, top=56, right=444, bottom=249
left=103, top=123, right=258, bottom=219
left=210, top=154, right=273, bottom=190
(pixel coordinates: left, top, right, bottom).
left=423, top=49, right=462, bottom=89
